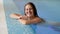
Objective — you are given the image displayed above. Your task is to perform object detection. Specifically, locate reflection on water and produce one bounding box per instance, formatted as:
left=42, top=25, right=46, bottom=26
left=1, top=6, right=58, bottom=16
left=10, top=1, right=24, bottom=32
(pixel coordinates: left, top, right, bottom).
left=51, top=26, right=60, bottom=32
left=39, top=21, right=60, bottom=32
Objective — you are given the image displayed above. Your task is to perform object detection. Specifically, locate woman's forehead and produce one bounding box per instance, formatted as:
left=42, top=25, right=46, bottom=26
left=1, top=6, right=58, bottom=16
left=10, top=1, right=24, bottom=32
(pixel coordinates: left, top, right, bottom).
left=26, top=5, right=32, bottom=8
left=25, top=5, right=34, bottom=10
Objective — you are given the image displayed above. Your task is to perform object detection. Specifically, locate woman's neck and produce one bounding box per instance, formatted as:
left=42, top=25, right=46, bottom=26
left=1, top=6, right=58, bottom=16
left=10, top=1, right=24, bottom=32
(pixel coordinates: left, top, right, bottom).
left=27, top=16, right=35, bottom=20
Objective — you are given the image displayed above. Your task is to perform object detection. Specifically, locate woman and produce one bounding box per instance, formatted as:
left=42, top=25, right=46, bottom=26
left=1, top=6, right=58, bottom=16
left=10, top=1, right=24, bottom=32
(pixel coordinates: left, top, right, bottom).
left=10, top=2, right=42, bottom=24
left=10, top=2, right=42, bottom=34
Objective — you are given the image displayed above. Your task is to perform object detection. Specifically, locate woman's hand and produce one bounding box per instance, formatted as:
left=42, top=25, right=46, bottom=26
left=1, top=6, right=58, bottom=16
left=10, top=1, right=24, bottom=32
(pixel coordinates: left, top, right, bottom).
left=18, top=19, right=28, bottom=25
left=18, top=15, right=28, bottom=20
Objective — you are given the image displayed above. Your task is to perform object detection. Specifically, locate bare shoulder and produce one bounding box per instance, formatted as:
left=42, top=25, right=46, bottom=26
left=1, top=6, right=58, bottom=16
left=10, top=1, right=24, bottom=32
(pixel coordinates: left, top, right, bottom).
left=32, top=17, right=42, bottom=23
left=34, top=17, right=41, bottom=20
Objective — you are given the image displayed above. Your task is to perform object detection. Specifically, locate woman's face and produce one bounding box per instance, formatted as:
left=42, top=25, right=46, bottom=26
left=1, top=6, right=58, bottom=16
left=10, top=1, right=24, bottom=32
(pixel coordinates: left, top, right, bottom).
left=25, top=4, right=34, bottom=18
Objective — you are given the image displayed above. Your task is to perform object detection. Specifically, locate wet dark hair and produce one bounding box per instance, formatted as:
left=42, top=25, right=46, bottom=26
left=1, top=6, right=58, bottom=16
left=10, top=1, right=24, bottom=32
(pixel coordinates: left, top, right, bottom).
left=24, top=2, right=38, bottom=17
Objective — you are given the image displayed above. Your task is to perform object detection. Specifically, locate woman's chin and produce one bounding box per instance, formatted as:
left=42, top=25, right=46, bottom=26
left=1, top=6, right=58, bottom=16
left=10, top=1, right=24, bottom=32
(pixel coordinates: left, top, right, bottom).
left=27, top=15, right=30, bottom=16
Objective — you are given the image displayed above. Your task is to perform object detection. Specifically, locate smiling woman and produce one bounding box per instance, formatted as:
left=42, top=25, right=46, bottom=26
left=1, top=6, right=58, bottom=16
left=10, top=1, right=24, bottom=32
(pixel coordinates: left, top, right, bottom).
left=10, top=2, right=42, bottom=25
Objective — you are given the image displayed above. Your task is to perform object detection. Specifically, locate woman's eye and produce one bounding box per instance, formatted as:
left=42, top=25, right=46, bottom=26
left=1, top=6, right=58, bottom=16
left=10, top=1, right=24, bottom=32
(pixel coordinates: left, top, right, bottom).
left=26, top=9, right=28, bottom=10
left=25, top=8, right=33, bottom=11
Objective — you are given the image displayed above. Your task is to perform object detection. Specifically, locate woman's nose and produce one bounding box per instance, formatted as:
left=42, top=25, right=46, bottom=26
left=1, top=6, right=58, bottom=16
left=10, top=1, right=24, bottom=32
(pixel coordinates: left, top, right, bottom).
left=28, top=9, right=30, bottom=12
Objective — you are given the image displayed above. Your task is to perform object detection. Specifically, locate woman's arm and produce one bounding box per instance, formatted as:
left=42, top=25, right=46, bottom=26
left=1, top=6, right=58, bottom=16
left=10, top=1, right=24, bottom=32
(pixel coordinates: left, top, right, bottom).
left=10, top=13, right=21, bottom=19
left=18, top=17, right=42, bottom=25
left=10, top=13, right=28, bottom=20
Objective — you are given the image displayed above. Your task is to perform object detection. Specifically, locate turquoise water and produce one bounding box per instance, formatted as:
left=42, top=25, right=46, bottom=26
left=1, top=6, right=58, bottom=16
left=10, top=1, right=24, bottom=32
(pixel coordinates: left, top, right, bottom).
left=4, top=0, right=60, bottom=34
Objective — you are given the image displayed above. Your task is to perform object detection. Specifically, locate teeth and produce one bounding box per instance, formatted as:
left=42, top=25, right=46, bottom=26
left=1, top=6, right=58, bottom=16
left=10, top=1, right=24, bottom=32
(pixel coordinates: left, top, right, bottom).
left=27, top=13, right=31, bottom=16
